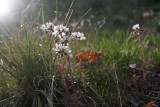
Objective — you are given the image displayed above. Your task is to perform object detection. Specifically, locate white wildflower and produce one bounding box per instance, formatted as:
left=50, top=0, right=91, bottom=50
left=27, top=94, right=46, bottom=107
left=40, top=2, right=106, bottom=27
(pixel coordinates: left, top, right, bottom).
left=41, top=22, right=54, bottom=31
left=72, top=32, right=86, bottom=40
left=53, top=25, right=69, bottom=38
left=132, top=24, right=140, bottom=31
left=132, top=24, right=143, bottom=35
left=53, top=43, right=72, bottom=57
left=39, top=44, right=42, bottom=47
left=129, top=64, right=136, bottom=69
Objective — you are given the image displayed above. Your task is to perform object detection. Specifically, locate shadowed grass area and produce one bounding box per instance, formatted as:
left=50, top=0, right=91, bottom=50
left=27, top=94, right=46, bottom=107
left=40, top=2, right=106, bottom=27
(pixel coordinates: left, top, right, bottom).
left=0, top=24, right=159, bottom=106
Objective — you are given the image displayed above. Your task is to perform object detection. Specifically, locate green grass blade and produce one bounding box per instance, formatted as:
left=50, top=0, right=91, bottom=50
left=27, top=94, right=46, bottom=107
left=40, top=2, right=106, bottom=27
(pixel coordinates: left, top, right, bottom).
left=37, top=96, right=42, bottom=107
left=0, top=64, right=19, bottom=80
left=0, top=94, right=20, bottom=106
left=42, top=4, right=45, bottom=24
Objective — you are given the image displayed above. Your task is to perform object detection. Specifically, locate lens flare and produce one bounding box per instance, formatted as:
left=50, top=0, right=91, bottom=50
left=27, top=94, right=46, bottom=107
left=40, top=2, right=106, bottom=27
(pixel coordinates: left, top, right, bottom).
left=0, top=0, right=10, bottom=18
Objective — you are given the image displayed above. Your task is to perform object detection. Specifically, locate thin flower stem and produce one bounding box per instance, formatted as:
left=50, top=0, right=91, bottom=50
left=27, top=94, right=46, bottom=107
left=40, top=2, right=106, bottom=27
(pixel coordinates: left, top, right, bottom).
left=50, top=26, right=71, bottom=105
left=56, top=56, right=60, bottom=70
left=51, top=32, right=61, bottom=70
left=56, top=56, right=71, bottom=105
left=138, top=32, right=146, bottom=79
left=138, top=32, right=145, bottom=66
left=65, top=55, right=68, bottom=68
left=76, top=40, right=87, bottom=94
left=132, top=69, right=136, bottom=85
left=51, top=31, right=60, bottom=70
left=60, top=55, right=71, bottom=106
left=76, top=40, right=79, bottom=55
left=53, top=43, right=71, bottom=106
left=51, top=32, right=55, bottom=48
left=78, top=61, right=88, bottom=105
left=65, top=56, right=79, bottom=106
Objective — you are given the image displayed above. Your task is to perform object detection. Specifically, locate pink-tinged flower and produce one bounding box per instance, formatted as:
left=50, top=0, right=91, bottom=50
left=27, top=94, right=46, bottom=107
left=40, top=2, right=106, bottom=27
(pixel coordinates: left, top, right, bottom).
left=53, top=43, right=72, bottom=57
left=53, top=25, right=69, bottom=38
left=40, top=22, right=54, bottom=32
left=72, top=32, right=86, bottom=40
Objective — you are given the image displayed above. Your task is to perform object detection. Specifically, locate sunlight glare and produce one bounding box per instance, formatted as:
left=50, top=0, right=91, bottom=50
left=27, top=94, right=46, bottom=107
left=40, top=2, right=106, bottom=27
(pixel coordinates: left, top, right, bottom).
left=0, top=0, right=10, bottom=17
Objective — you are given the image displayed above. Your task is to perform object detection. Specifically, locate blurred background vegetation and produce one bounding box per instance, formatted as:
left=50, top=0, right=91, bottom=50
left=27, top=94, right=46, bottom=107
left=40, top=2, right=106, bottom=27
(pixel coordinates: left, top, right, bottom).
left=0, top=0, right=160, bottom=32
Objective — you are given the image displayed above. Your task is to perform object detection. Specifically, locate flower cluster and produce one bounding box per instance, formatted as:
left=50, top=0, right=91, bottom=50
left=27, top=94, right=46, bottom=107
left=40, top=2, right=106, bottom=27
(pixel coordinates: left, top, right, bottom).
left=53, top=25, right=69, bottom=38
left=72, top=32, right=86, bottom=40
left=41, top=22, right=86, bottom=57
left=53, top=43, right=72, bottom=57
left=132, top=24, right=143, bottom=35
left=41, top=22, right=54, bottom=32
left=132, top=24, right=140, bottom=31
